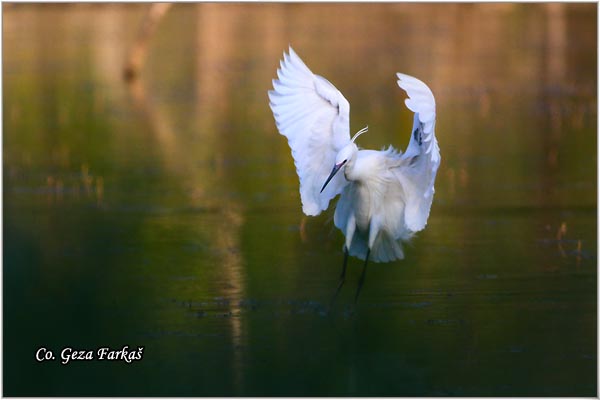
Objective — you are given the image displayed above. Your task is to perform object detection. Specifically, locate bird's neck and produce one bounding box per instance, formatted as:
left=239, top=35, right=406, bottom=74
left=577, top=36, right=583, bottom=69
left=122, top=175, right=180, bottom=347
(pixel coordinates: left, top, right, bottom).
left=343, top=156, right=358, bottom=182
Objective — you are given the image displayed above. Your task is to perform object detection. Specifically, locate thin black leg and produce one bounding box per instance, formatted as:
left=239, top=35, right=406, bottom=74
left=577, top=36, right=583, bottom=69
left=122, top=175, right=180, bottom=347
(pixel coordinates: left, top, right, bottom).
left=340, top=246, right=348, bottom=280
left=354, top=248, right=370, bottom=304
left=329, top=246, right=349, bottom=310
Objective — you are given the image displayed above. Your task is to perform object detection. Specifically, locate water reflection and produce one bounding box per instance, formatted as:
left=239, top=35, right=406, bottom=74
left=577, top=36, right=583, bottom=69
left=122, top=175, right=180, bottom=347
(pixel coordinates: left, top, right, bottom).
left=3, top=3, right=596, bottom=396
left=124, top=3, right=172, bottom=80
left=126, top=26, right=247, bottom=392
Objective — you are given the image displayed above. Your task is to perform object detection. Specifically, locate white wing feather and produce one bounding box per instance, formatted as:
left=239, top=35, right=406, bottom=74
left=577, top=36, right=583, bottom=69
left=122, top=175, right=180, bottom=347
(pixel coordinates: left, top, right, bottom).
left=269, top=47, right=351, bottom=216
left=395, top=73, right=441, bottom=232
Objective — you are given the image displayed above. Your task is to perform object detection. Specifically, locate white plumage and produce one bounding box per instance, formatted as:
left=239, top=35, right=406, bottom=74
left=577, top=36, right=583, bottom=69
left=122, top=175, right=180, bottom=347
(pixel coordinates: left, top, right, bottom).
left=268, top=47, right=440, bottom=264
left=268, top=48, right=351, bottom=216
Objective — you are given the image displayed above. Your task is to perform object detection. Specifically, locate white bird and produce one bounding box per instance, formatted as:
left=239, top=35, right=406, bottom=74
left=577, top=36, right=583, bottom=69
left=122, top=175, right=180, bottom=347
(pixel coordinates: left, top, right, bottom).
left=268, top=47, right=440, bottom=302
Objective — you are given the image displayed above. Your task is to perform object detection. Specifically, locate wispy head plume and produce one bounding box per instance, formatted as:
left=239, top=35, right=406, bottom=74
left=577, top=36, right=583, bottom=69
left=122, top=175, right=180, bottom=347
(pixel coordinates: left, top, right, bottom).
left=351, top=125, right=368, bottom=143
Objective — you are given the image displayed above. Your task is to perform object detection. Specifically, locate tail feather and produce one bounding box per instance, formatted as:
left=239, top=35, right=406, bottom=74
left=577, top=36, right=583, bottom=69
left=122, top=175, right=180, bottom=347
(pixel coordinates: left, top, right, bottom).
left=347, top=230, right=405, bottom=263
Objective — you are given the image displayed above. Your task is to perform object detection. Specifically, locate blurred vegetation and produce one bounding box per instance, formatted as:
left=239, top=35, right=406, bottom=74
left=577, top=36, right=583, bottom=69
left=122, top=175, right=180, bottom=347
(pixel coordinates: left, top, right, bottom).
left=3, top=3, right=597, bottom=396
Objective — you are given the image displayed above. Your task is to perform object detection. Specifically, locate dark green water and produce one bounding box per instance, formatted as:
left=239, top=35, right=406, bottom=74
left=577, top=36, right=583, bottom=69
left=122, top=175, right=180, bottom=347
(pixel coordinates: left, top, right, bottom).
left=4, top=3, right=597, bottom=396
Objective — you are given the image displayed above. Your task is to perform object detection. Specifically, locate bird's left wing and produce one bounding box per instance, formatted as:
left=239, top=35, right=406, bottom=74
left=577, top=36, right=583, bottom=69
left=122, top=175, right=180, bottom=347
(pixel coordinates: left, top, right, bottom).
left=269, top=47, right=351, bottom=216
left=394, top=73, right=441, bottom=232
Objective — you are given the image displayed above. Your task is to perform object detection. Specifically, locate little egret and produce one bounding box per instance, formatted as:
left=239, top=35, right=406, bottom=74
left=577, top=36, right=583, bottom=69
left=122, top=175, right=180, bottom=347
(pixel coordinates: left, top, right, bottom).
left=268, top=47, right=440, bottom=302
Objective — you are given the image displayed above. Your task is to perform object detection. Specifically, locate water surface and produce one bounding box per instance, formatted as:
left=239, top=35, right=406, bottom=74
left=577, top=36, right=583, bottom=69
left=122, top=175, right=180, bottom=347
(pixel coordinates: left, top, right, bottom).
left=4, top=3, right=597, bottom=396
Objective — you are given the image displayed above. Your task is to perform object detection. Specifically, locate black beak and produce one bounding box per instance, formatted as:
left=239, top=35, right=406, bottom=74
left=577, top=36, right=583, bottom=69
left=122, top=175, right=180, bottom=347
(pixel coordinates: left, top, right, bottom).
left=320, top=163, right=344, bottom=193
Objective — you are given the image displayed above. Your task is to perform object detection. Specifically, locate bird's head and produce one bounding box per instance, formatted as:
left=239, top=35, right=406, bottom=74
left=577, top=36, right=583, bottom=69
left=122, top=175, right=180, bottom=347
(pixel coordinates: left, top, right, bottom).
left=320, top=126, right=368, bottom=193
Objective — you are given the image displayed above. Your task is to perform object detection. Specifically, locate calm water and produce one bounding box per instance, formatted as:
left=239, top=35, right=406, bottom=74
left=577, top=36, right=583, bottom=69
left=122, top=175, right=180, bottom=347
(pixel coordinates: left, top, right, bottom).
left=3, top=3, right=597, bottom=396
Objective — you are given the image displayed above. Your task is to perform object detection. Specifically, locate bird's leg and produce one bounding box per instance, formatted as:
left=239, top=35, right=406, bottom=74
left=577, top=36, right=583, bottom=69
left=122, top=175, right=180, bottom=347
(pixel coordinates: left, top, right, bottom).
left=356, top=219, right=379, bottom=304
left=354, top=248, right=370, bottom=304
left=339, top=246, right=349, bottom=281
left=328, top=246, right=349, bottom=310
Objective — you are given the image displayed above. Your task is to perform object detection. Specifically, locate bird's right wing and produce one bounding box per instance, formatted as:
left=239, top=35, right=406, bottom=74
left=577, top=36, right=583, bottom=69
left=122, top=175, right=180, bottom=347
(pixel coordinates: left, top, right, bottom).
left=394, top=73, right=441, bottom=232
left=269, top=47, right=351, bottom=216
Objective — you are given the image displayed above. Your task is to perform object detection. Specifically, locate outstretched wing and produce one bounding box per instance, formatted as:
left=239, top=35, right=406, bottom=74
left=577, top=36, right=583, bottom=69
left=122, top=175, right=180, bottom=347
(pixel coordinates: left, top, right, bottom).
left=269, top=47, right=351, bottom=216
left=395, top=73, right=441, bottom=232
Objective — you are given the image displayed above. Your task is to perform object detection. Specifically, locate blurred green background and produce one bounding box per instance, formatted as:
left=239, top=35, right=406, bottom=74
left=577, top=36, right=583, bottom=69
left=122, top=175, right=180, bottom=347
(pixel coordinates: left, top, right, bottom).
left=3, top=3, right=596, bottom=396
